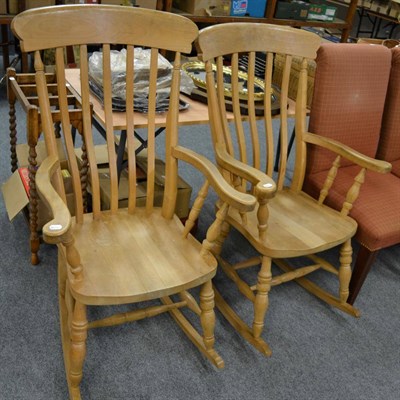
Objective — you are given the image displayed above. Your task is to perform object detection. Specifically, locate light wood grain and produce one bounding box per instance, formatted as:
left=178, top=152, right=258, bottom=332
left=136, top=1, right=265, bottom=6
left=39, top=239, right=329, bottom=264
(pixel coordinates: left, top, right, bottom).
left=12, top=5, right=246, bottom=398
left=197, top=23, right=360, bottom=355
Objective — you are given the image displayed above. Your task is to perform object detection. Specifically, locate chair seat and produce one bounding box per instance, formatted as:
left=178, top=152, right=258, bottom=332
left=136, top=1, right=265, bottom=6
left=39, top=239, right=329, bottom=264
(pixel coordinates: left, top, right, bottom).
left=304, top=165, right=400, bottom=251
left=225, top=188, right=357, bottom=258
left=63, top=209, right=217, bottom=305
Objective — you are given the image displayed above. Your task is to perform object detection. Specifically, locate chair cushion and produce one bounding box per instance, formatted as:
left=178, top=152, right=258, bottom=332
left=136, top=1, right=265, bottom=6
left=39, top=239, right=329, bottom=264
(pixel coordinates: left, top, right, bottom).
left=304, top=166, right=400, bottom=251
left=64, top=209, right=217, bottom=305
left=307, top=43, right=392, bottom=175
left=377, top=47, right=400, bottom=168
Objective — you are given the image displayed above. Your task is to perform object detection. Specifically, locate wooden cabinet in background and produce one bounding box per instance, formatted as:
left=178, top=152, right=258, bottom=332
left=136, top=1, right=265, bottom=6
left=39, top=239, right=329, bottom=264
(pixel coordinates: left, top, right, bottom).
left=159, top=0, right=359, bottom=42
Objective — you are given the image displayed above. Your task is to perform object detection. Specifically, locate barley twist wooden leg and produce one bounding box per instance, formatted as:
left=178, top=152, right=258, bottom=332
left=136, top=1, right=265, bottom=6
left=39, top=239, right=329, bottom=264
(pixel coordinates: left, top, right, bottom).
left=339, top=239, right=352, bottom=303
left=253, top=256, right=272, bottom=339
left=69, top=301, right=87, bottom=400
left=200, top=280, right=216, bottom=351
left=9, top=99, right=18, bottom=173
left=28, top=144, right=40, bottom=265
left=54, top=121, right=61, bottom=138
left=79, top=140, right=88, bottom=212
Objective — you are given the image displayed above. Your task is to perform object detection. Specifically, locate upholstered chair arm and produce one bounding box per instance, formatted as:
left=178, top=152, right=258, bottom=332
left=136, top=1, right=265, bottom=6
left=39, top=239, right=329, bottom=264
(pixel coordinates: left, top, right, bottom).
left=36, top=155, right=71, bottom=242
left=304, top=132, right=392, bottom=173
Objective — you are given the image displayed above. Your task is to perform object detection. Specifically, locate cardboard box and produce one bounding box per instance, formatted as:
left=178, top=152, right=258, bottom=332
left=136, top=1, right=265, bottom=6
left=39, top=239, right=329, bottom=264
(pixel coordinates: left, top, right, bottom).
left=99, top=157, right=192, bottom=219
left=0, top=1, right=7, bottom=14
left=15, top=138, right=67, bottom=168
left=230, top=0, right=246, bottom=15
left=246, top=0, right=267, bottom=17
left=370, top=0, right=390, bottom=15
left=173, top=0, right=230, bottom=16
left=2, top=138, right=76, bottom=231
left=389, top=1, right=400, bottom=18
left=273, top=53, right=316, bottom=107
left=8, top=0, right=55, bottom=13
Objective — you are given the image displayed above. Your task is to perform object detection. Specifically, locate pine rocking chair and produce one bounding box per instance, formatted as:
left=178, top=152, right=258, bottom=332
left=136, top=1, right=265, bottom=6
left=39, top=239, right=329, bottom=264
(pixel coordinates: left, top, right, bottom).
left=195, top=23, right=381, bottom=355
left=11, top=6, right=256, bottom=399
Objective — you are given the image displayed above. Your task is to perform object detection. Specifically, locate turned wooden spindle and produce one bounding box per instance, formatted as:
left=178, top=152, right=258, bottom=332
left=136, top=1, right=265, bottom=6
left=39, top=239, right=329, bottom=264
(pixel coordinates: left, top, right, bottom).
left=64, top=234, right=84, bottom=282
left=232, top=174, right=248, bottom=225
left=199, top=280, right=216, bottom=351
left=341, top=168, right=366, bottom=216
left=201, top=202, right=229, bottom=257
left=183, top=180, right=209, bottom=238
left=69, top=302, right=87, bottom=400
left=319, top=155, right=341, bottom=205
left=255, top=185, right=271, bottom=242
left=252, top=256, right=272, bottom=339
left=338, top=239, right=352, bottom=302
left=212, top=219, right=230, bottom=256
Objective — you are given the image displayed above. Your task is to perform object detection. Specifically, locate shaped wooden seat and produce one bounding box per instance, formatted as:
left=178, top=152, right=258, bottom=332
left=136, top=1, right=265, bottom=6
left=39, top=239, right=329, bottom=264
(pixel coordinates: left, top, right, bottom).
left=12, top=5, right=256, bottom=399
left=63, top=209, right=216, bottom=305
left=195, top=23, right=389, bottom=355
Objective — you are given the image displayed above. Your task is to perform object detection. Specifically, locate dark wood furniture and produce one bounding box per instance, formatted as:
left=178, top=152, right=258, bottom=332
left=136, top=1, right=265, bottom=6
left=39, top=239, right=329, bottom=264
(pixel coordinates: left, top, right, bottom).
left=7, top=68, right=84, bottom=265
left=0, top=15, right=14, bottom=71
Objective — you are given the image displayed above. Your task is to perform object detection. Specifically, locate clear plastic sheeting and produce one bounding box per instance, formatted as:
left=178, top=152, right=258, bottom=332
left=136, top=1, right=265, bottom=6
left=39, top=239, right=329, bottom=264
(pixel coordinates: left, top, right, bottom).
left=88, top=48, right=194, bottom=112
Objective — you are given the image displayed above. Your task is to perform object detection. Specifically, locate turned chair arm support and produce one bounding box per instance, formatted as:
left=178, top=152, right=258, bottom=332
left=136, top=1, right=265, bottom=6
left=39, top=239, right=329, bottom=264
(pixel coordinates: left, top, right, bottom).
left=173, top=146, right=256, bottom=212
left=304, top=132, right=392, bottom=173
left=35, top=155, right=72, bottom=244
left=214, top=143, right=276, bottom=199
left=213, top=144, right=275, bottom=241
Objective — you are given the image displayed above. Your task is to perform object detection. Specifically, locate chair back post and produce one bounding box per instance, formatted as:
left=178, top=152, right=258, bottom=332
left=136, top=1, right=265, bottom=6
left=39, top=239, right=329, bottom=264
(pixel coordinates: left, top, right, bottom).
left=12, top=5, right=198, bottom=222
left=197, top=23, right=320, bottom=193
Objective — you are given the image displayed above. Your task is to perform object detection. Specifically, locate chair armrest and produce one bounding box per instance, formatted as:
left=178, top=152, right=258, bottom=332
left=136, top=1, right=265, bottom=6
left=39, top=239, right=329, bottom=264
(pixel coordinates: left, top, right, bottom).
left=173, top=146, right=256, bottom=212
left=36, top=155, right=71, bottom=242
left=304, top=132, right=392, bottom=173
left=214, top=143, right=276, bottom=199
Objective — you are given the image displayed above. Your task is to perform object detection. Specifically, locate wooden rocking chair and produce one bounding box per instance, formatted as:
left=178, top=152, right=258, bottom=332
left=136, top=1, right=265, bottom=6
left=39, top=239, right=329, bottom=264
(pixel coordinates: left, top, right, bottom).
left=11, top=6, right=255, bottom=399
left=195, top=23, right=387, bottom=355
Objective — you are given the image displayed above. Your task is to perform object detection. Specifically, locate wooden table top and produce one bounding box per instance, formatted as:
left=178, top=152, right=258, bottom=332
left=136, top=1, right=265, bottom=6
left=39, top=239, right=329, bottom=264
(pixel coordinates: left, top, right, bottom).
left=65, top=68, right=297, bottom=131
left=66, top=68, right=224, bottom=130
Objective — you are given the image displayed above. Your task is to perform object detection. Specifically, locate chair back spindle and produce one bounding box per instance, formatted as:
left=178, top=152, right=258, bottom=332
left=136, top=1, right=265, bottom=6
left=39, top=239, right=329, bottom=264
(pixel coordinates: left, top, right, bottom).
left=12, top=5, right=197, bottom=223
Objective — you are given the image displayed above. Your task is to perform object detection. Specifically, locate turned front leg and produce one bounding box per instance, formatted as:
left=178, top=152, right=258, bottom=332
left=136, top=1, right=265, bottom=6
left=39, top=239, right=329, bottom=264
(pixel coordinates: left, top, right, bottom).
left=200, top=280, right=216, bottom=351
left=69, top=301, right=87, bottom=400
left=253, top=256, right=272, bottom=339
left=339, top=239, right=352, bottom=302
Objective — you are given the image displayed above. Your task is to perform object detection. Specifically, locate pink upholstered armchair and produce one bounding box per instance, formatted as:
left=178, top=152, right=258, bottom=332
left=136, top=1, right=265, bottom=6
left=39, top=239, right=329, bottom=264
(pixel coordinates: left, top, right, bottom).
left=377, top=47, right=400, bottom=178
left=303, top=43, right=400, bottom=305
